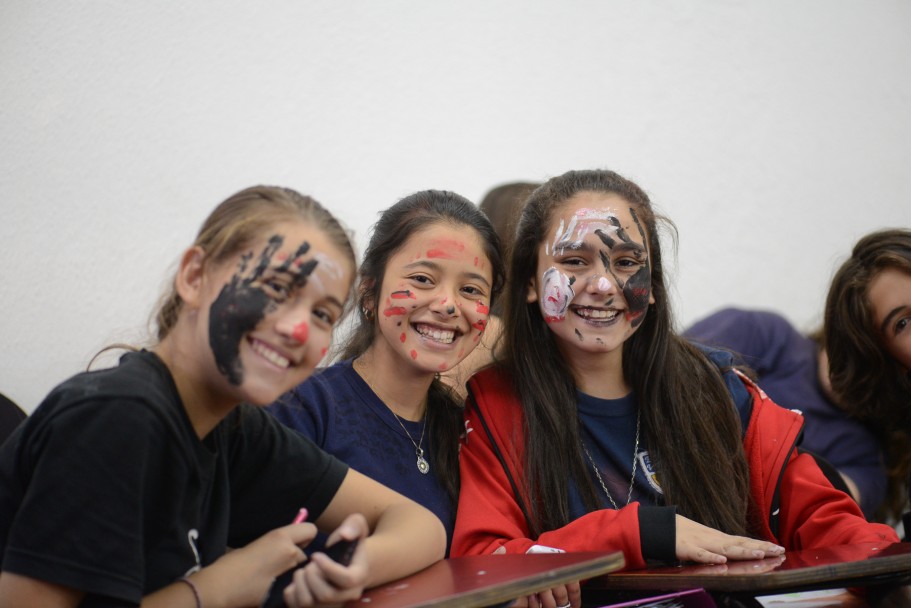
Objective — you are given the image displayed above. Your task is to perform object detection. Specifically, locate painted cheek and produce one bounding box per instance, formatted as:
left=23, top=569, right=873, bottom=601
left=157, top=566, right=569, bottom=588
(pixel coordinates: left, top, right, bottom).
left=540, top=268, right=574, bottom=322
left=391, top=290, right=416, bottom=299
left=623, top=267, right=652, bottom=328
left=400, top=332, right=407, bottom=343
left=292, top=321, right=309, bottom=344
left=410, top=349, right=418, bottom=360
left=471, top=301, right=490, bottom=333
left=383, top=306, right=407, bottom=317
left=209, top=283, right=271, bottom=386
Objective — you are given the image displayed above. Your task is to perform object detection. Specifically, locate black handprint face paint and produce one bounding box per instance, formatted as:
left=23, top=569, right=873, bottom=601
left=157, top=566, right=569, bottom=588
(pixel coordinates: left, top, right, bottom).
left=530, top=192, right=652, bottom=362
left=594, top=207, right=651, bottom=328
left=209, top=235, right=319, bottom=386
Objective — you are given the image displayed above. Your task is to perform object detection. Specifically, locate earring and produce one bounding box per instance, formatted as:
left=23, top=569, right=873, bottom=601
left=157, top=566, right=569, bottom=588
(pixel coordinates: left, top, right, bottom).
left=363, top=307, right=374, bottom=321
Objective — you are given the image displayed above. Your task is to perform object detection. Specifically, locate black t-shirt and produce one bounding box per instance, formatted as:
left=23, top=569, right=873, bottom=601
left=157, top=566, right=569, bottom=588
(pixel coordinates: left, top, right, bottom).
left=0, top=351, right=348, bottom=606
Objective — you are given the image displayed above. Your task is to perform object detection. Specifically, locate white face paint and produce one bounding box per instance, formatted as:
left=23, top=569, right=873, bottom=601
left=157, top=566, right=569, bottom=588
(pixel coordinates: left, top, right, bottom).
left=540, top=267, right=575, bottom=321
left=548, top=208, right=622, bottom=256
left=308, top=251, right=346, bottom=292
left=528, top=193, right=654, bottom=366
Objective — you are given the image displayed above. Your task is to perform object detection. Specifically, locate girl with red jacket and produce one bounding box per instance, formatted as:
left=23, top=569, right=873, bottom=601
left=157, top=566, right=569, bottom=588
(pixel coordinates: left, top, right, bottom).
left=452, top=170, right=897, bottom=602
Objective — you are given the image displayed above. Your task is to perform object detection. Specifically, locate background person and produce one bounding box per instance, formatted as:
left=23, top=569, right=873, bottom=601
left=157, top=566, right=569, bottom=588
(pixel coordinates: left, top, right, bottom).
left=825, top=228, right=911, bottom=536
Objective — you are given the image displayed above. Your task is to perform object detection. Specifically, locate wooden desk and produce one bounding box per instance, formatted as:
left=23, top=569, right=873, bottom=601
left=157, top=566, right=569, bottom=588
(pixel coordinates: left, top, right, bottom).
left=346, top=551, right=624, bottom=608
left=593, top=542, right=911, bottom=594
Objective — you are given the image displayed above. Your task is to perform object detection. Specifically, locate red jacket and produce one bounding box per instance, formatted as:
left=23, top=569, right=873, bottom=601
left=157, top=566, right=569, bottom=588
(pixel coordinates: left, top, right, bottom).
left=451, top=368, right=898, bottom=569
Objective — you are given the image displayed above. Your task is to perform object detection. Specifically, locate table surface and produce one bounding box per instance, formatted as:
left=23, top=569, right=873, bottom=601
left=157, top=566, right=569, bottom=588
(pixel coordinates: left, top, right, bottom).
left=345, top=551, right=625, bottom=608
left=593, top=542, right=911, bottom=594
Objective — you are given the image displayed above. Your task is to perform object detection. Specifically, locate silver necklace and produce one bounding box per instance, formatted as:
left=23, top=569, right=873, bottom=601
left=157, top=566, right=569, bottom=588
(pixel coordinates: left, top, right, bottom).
left=580, top=408, right=641, bottom=509
left=391, top=411, right=430, bottom=474
left=353, top=357, right=430, bottom=475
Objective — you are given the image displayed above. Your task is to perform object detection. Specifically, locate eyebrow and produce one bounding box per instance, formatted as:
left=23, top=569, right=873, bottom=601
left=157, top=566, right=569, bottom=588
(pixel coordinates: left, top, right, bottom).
left=612, top=241, right=646, bottom=255
left=404, top=259, right=492, bottom=288
left=556, top=240, right=647, bottom=257
left=267, top=266, right=346, bottom=310
left=879, top=305, right=908, bottom=334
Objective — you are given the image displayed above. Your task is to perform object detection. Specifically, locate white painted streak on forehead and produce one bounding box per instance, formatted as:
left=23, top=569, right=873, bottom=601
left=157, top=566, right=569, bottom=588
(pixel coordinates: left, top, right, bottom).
left=306, top=251, right=345, bottom=293
left=550, top=207, right=620, bottom=255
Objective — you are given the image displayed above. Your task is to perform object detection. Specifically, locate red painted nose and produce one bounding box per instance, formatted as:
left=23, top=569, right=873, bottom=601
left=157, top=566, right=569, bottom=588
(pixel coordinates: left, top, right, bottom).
left=292, top=321, right=309, bottom=344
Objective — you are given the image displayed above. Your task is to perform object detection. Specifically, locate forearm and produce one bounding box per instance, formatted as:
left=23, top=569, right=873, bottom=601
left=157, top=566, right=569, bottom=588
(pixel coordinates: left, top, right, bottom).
left=361, top=502, right=446, bottom=588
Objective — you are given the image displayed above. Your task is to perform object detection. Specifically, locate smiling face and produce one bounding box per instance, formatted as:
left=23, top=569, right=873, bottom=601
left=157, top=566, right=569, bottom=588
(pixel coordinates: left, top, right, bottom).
left=371, top=222, right=493, bottom=375
left=867, top=266, right=911, bottom=371
left=528, top=191, right=653, bottom=363
left=200, top=220, right=353, bottom=405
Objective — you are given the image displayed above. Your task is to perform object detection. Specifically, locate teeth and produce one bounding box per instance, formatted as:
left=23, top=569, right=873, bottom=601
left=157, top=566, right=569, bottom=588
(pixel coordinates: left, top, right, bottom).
left=575, top=308, right=620, bottom=321
left=251, top=340, right=291, bottom=368
left=415, top=324, right=456, bottom=344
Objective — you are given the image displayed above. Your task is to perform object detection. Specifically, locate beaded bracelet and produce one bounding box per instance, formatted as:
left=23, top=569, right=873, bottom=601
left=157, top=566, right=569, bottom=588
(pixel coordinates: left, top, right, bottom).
left=179, top=576, right=203, bottom=608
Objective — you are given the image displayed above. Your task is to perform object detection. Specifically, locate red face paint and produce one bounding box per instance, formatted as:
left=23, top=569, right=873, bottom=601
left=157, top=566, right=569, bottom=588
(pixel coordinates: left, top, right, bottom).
left=476, top=302, right=489, bottom=315
left=426, top=239, right=466, bottom=259
left=472, top=319, right=487, bottom=332
left=410, top=349, right=418, bottom=359
left=391, top=290, right=416, bottom=299
left=320, top=346, right=328, bottom=357
left=383, top=306, right=407, bottom=317
left=400, top=332, right=406, bottom=343
left=438, top=362, right=448, bottom=371
left=292, top=321, right=309, bottom=344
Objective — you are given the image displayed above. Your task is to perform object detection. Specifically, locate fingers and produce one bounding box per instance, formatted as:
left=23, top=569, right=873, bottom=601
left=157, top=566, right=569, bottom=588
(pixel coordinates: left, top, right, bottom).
left=712, top=537, right=785, bottom=561
left=282, top=514, right=370, bottom=608
left=284, top=567, right=314, bottom=608
left=284, top=521, right=319, bottom=549
left=283, top=559, right=364, bottom=608
left=524, top=583, right=580, bottom=608
left=675, top=515, right=785, bottom=565
left=323, top=512, right=368, bottom=548
left=566, top=581, right=582, bottom=607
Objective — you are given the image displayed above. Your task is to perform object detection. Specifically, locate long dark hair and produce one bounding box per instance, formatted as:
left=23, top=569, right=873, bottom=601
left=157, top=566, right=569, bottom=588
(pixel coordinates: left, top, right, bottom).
left=343, top=190, right=505, bottom=506
left=502, top=169, right=752, bottom=537
left=824, top=228, right=911, bottom=521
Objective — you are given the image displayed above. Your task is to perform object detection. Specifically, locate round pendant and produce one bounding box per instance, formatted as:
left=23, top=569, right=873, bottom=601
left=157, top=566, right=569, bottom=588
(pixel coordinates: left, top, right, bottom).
left=417, top=455, right=430, bottom=474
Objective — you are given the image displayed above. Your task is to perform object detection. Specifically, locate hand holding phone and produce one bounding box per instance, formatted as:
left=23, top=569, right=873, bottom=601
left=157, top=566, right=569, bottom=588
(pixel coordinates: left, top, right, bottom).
left=324, top=538, right=359, bottom=566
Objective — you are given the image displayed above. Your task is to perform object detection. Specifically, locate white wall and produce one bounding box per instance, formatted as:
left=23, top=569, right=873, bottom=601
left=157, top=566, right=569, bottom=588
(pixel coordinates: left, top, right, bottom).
left=2, top=1, right=909, bottom=412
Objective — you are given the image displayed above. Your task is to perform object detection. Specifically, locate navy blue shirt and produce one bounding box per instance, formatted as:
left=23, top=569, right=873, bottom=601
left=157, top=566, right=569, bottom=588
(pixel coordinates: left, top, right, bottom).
left=268, top=360, right=454, bottom=547
left=569, top=391, right=660, bottom=514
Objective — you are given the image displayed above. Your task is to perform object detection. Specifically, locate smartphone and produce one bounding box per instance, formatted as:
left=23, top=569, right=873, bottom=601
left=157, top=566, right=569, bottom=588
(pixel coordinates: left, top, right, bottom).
left=324, top=538, right=359, bottom=566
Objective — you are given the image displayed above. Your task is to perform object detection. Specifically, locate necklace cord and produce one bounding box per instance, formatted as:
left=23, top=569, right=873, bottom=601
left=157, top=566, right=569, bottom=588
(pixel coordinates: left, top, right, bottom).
left=580, top=408, right=641, bottom=509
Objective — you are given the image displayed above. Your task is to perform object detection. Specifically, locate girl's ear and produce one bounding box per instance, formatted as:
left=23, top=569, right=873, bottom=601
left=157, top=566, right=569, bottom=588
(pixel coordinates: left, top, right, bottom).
left=649, top=292, right=656, bottom=305
left=175, top=246, right=207, bottom=309
left=359, top=277, right=377, bottom=314
left=526, top=276, right=539, bottom=304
